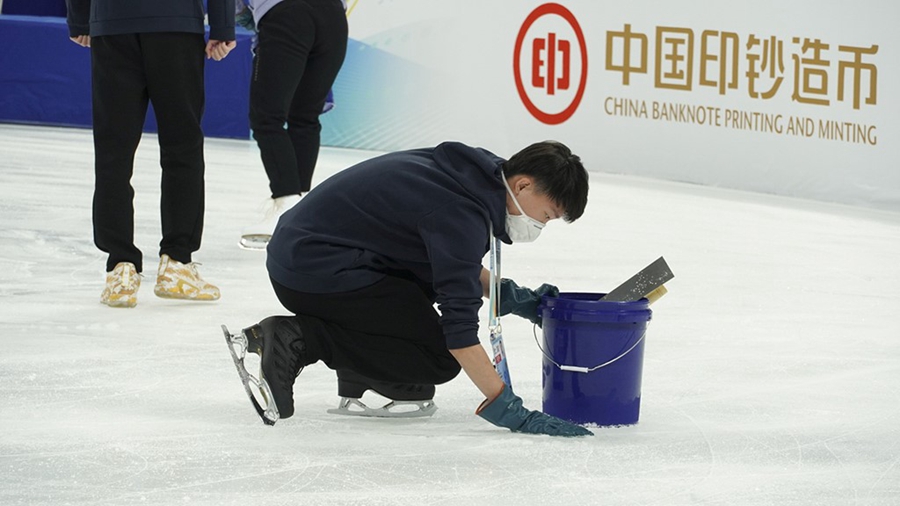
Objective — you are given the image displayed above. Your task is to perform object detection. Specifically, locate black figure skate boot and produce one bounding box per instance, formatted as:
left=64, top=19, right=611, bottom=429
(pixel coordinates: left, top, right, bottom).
left=222, top=316, right=308, bottom=425
left=327, top=369, right=437, bottom=418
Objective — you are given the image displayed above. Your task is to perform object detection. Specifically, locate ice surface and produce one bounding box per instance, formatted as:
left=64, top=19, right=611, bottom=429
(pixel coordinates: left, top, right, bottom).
left=1, top=124, right=898, bottom=505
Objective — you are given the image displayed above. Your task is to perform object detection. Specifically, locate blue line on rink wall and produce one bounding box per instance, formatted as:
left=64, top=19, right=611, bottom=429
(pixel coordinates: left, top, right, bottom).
left=0, top=15, right=444, bottom=147
left=0, top=15, right=253, bottom=139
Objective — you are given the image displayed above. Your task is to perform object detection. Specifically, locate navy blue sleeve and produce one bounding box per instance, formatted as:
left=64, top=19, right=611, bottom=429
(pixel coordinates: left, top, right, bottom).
left=66, top=0, right=91, bottom=36
left=207, top=0, right=236, bottom=40
left=418, top=199, right=489, bottom=349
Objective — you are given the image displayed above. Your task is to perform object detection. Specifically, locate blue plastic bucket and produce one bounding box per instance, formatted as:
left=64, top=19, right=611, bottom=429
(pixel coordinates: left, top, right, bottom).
left=538, top=292, right=652, bottom=426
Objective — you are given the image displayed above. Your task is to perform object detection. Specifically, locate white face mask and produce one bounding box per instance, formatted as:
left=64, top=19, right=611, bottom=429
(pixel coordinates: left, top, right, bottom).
left=503, top=178, right=545, bottom=243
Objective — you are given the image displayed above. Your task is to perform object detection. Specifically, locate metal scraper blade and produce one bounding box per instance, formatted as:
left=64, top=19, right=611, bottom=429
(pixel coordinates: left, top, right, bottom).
left=601, top=256, right=674, bottom=302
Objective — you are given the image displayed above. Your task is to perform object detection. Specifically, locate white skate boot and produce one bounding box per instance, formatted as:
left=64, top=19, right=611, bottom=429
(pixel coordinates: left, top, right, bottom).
left=239, top=194, right=302, bottom=250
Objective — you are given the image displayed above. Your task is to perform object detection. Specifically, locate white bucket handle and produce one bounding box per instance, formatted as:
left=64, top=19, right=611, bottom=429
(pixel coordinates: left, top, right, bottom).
left=533, top=324, right=646, bottom=374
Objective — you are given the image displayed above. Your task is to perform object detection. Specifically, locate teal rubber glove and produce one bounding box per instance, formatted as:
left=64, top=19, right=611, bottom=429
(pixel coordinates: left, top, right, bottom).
left=498, top=279, right=559, bottom=327
left=477, top=385, right=593, bottom=437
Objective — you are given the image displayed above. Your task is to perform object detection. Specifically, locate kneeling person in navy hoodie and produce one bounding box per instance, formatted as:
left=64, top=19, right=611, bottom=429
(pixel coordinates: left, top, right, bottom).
left=231, top=140, right=592, bottom=436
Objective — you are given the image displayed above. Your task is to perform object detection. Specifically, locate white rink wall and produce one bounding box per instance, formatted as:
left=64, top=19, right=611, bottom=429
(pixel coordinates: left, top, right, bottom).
left=330, top=0, right=899, bottom=211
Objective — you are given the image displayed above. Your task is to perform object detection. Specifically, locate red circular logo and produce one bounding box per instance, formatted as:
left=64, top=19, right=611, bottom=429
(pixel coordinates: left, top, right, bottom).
left=514, top=3, right=588, bottom=125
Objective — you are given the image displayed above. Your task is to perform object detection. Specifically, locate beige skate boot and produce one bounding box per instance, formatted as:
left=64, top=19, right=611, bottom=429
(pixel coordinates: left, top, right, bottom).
left=101, top=262, right=140, bottom=308
left=153, top=254, right=220, bottom=301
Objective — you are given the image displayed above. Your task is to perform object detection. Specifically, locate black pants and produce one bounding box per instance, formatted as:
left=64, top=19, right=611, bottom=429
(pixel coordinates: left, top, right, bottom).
left=91, top=32, right=206, bottom=273
left=271, top=276, right=462, bottom=385
left=250, top=0, right=348, bottom=198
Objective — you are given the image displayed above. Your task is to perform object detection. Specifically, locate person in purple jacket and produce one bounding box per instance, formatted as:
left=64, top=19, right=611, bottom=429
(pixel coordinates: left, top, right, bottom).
left=225, top=140, right=594, bottom=437
left=66, top=0, right=236, bottom=307
left=236, top=0, right=349, bottom=250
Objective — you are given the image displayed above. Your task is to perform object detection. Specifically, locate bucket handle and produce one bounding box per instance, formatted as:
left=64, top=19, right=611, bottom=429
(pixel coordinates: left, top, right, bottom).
left=533, top=325, right=645, bottom=374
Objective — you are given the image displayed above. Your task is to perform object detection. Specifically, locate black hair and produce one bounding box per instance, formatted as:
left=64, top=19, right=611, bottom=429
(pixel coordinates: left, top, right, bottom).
left=502, top=141, right=589, bottom=222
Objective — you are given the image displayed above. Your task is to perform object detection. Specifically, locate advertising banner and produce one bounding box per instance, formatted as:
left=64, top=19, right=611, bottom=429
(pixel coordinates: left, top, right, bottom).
left=321, top=1, right=898, bottom=211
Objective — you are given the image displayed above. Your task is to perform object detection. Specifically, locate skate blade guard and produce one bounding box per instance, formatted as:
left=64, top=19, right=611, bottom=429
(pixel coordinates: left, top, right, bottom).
left=222, top=324, right=280, bottom=425
left=238, top=234, right=270, bottom=251
left=328, top=397, right=437, bottom=418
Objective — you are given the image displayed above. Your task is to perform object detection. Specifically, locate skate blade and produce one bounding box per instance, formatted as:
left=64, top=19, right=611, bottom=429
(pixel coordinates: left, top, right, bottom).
left=238, top=235, right=271, bottom=251
left=222, top=324, right=280, bottom=425
left=327, top=397, right=437, bottom=418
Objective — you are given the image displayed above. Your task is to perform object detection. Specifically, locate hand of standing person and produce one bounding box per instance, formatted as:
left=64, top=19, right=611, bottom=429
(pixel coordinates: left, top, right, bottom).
left=206, top=39, right=237, bottom=61
left=69, top=35, right=91, bottom=47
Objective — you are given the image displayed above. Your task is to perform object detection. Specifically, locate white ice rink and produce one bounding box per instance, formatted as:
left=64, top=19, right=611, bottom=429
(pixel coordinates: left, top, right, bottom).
left=1, top=124, right=899, bottom=505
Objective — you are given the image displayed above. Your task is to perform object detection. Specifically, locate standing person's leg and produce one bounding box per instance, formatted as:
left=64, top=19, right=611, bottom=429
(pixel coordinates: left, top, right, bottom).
left=249, top=0, right=317, bottom=198
left=141, top=32, right=206, bottom=265
left=90, top=34, right=150, bottom=273
left=287, top=0, right=348, bottom=192
left=239, top=1, right=319, bottom=250
left=142, top=32, right=220, bottom=301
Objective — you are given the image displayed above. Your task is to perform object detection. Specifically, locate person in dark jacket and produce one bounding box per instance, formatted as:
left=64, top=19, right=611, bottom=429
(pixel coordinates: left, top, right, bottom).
left=66, top=0, right=236, bottom=307
left=227, top=140, right=594, bottom=437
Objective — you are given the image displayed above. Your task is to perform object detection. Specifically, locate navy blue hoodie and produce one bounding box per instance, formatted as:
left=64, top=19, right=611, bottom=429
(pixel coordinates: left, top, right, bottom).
left=267, top=142, right=511, bottom=350
left=66, top=0, right=235, bottom=41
